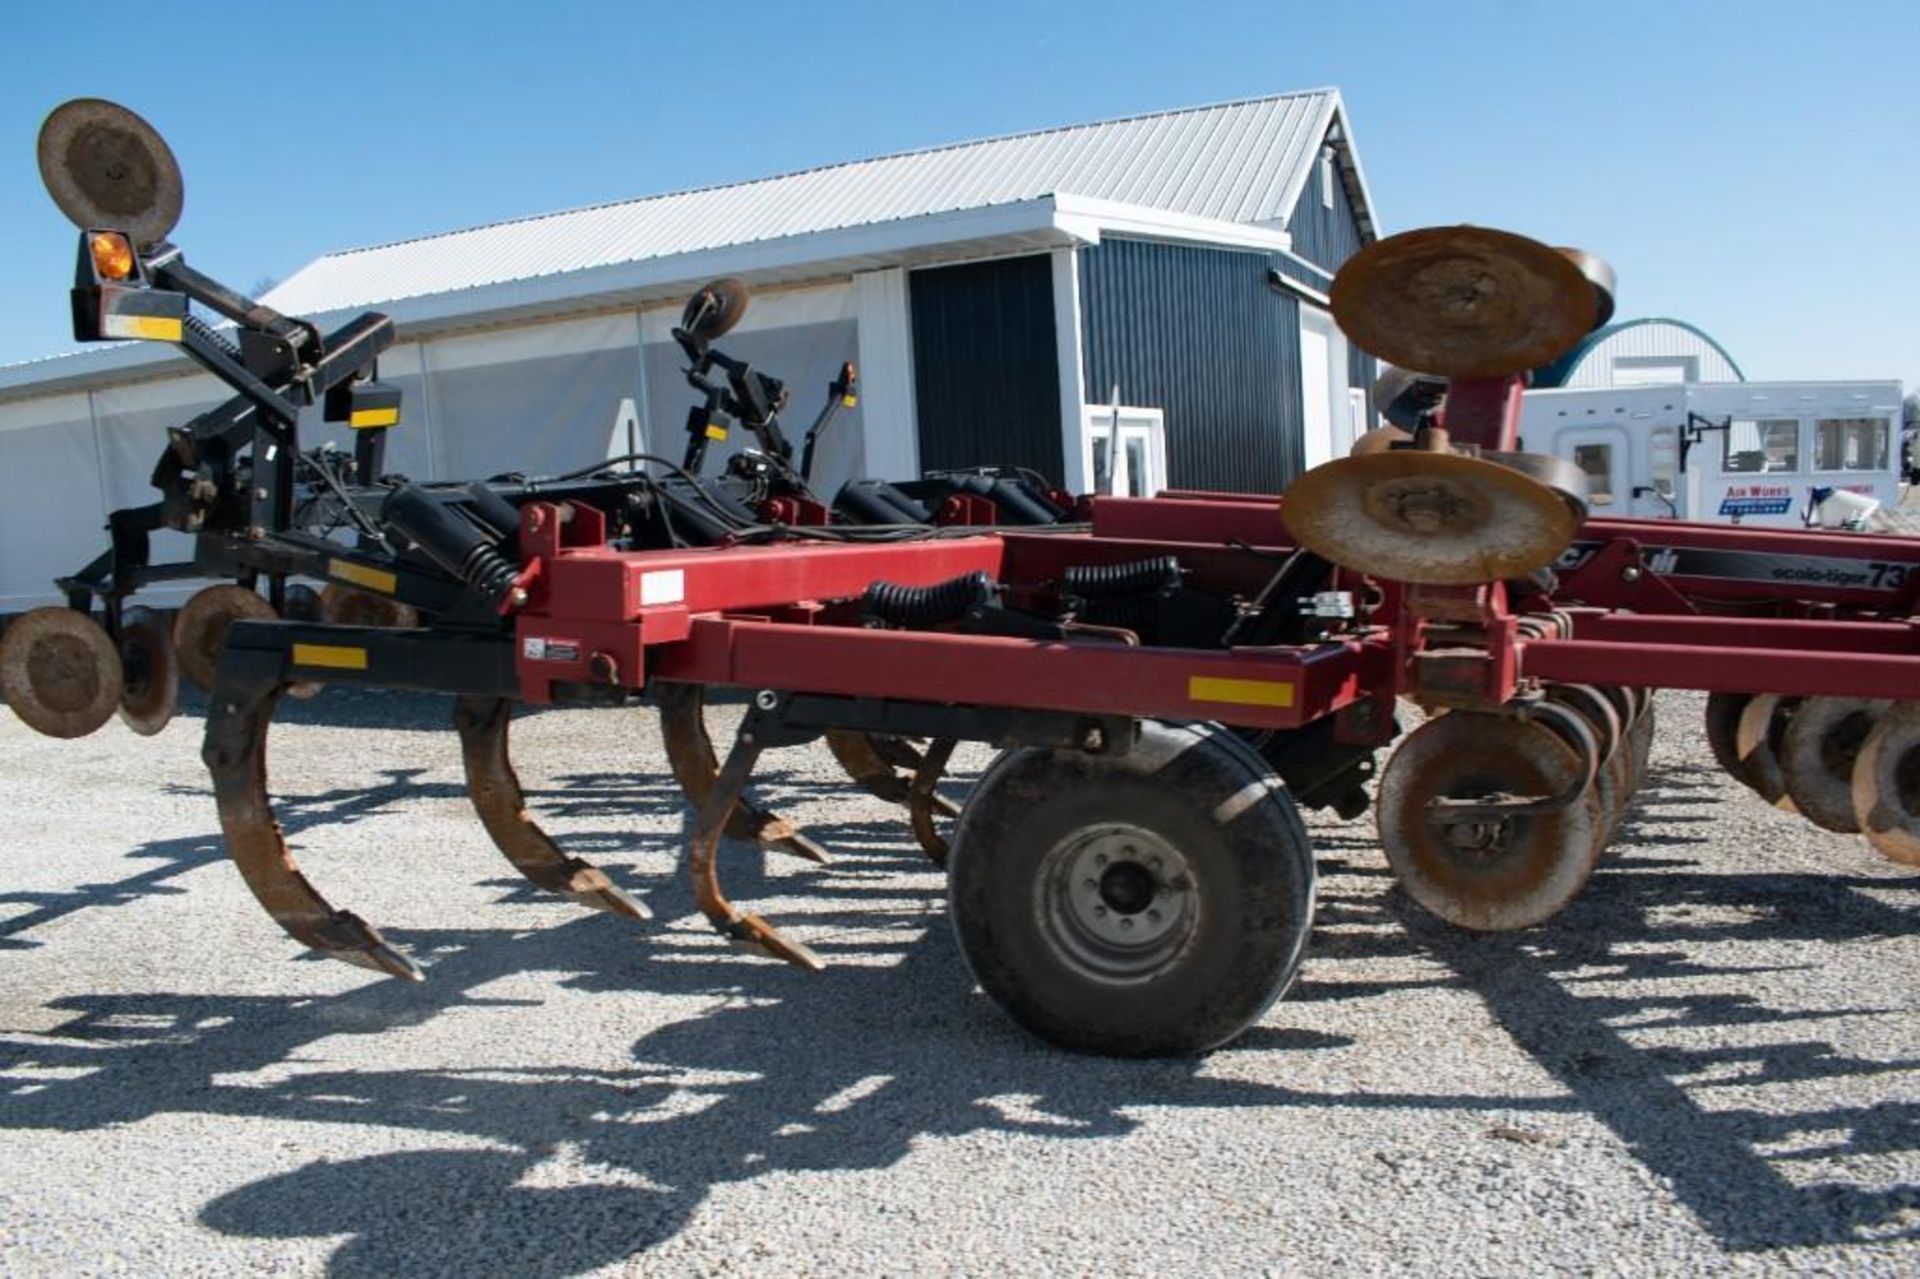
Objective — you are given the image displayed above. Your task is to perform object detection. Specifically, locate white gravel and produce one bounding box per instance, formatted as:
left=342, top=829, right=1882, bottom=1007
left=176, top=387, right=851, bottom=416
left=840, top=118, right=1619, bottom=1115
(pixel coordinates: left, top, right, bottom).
left=0, top=687, right=1916, bottom=1276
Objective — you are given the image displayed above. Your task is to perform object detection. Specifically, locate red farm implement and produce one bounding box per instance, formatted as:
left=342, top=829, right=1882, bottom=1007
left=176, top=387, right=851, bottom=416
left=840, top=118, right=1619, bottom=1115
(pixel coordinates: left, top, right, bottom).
left=7, top=101, right=1918, bottom=1056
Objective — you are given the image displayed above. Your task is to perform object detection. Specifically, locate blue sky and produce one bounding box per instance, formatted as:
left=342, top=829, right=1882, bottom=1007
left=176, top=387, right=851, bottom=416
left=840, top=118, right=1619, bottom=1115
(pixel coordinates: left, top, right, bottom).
left=1, top=0, right=1914, bottom=387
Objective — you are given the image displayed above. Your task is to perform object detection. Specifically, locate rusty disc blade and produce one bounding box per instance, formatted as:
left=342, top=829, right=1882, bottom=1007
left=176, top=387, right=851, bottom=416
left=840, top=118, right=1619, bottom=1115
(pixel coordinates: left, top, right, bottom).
left=1376, top=711, right=1604, bottom=931
left=319, top=583, right=419, bottom=629
left=1282, top=450, right=1579, bottom=585
left=116, top=605, right=179, bottom=736
left=0, top=606, right=124, bottom=739
left=37, top=98, right=183, bottom=249
left=1851, top=701, right=1920, bottom=868
left=174, top=585, right=277, bottom=691
left=1331, top=226, right=1594, bottom=377
left=1733, top=693, right=1799, bottom=812
left=1780, top=696, right=1889, bottom=834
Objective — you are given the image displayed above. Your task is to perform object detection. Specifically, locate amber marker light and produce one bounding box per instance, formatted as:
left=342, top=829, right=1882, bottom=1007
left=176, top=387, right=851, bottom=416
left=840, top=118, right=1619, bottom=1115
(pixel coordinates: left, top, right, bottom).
left=89, top=231, right=135, bottom=281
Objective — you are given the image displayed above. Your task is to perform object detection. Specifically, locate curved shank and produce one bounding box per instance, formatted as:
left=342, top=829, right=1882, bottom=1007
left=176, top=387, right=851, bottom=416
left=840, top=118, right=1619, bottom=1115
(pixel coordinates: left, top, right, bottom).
left=453, top=695, right=649, bottom=920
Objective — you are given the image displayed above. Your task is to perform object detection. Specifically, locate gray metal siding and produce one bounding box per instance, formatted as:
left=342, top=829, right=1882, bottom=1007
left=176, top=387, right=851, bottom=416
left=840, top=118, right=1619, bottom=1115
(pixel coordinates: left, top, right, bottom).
left=1080, top=238, right=1304, bottom=492
left=1287, top=142, right=1367, bottom=274
left=909, top=255, right=1063, bottom=476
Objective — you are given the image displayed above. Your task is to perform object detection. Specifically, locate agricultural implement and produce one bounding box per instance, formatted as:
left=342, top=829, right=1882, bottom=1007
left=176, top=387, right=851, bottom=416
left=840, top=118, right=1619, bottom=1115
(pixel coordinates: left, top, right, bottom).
left=6, top=101, right=1919, bottom=1057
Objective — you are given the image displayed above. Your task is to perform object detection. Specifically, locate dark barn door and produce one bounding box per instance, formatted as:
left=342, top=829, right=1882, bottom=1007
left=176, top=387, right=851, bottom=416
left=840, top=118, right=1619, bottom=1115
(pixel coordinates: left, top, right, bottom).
left=909, top=255, right=1062, bottom=477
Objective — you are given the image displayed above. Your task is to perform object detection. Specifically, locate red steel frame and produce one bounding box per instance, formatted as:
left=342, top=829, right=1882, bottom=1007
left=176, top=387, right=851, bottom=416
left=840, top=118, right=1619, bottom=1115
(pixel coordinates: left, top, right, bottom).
left=503, top=370, right=1920, bottom=727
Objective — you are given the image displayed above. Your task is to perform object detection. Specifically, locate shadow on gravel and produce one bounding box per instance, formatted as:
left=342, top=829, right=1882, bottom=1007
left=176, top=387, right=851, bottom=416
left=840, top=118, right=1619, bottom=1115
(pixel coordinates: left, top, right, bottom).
left=1, top=757, right=1916, bottom=1269
left=1381, top=758, right=1920, bottom=1252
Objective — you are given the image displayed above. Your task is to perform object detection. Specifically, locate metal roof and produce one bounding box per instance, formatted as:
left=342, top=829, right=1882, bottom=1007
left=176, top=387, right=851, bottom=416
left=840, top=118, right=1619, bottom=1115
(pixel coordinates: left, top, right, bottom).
left=260, top=89, right=1368, bottom=317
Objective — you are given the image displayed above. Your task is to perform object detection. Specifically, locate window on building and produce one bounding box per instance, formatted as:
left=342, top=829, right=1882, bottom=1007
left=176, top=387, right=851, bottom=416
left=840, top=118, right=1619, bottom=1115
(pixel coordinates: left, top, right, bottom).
left=1724, top=419, right=1799, bottom=473
left=1814, top=417, right=1889, bottom=472
left=1572, top=442, right=1615, bottom=506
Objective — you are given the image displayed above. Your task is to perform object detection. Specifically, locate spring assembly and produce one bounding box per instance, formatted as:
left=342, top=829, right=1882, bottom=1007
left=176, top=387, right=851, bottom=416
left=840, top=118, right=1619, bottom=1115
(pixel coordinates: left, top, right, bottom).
left=380, top=483, right=524, bottom=609
left=864, top=570, right=997, bottom=627
left=1062, top=556, right=1183, bottom=598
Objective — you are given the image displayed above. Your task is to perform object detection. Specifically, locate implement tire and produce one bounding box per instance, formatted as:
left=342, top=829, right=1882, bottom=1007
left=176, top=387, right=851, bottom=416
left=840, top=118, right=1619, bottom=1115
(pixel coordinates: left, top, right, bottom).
left=948, top=720, right=1315, bottom=1057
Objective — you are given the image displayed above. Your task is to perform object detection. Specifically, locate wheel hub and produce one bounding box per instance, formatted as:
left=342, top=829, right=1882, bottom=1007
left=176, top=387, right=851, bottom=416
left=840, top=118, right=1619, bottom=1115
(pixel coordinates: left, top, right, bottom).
left=1039, top=824, right=1198, bottom=982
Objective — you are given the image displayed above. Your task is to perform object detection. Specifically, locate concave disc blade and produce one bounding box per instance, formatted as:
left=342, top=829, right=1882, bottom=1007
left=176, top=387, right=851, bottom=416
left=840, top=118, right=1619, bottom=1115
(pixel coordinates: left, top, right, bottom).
left=37, top=98, right=183, bottom=249
left=1282, top=450, right=1578, bottom=585
left=1331, top=226, right=1593, bottom=378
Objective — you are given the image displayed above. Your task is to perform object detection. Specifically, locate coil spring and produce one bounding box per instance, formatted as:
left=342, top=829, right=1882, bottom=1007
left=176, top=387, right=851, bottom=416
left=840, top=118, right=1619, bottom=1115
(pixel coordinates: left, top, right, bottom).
left=458, top=541, right=523, bottom=606
left=182, top=313, right=244, bottom=362
left=864, top=570, right=995, bottom=627
left=1062, top=556, right=1182, bottom=598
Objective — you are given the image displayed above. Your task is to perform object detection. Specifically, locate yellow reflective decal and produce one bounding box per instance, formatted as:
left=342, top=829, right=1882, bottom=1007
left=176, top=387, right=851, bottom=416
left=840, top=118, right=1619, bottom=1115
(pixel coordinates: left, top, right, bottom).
left=1187, top=675, right=1295, bottom=708
left=704, top=423, right=729, bottom=442
left=102, top=314, right=183, bottom=342
left=328, top=559, right=398, bottom=594
left=349, top=407, right=400, bottom=429
left=841, top=395, right=859, bottom=408
left=292, top=643, right=368, bottom=671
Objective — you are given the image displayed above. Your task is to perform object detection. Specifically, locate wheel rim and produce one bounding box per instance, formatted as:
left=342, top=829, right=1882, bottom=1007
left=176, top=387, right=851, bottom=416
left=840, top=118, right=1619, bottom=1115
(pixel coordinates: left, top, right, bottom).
left=1036, top=823, right=1200, bottom=984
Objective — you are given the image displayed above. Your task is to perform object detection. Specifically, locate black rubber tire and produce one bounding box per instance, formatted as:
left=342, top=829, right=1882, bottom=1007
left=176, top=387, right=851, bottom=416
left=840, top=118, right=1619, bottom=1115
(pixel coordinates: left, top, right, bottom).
left=1704, top=692, right=1751, bottom=783
left=947, top=720, right=1315, bottom=1057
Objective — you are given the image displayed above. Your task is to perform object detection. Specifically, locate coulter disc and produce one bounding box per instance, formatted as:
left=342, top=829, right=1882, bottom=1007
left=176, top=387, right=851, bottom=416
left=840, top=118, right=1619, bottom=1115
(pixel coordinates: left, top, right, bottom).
left=174, top=585, right=276, bottom=691
left=1330, top=226, right=1595, bottom=378
left=37, top=98, right=183, bottom=249
left=1704, top=692, right=1750, bottom=781
left=1376, top=711, right=1604, bottom=931
left=1779, top=696, right=1890, bottom=833
left=1733, top=694, right=1800, bottom=812
left=1851, top=701, right=1920, bottom=867
left=116, top=605, right=179, bottom=736
left=0, top=606, right=124, bottom=739
left=1282, top=449, right=1580, bottom=585
left=320, top=583, right=420, bottom=629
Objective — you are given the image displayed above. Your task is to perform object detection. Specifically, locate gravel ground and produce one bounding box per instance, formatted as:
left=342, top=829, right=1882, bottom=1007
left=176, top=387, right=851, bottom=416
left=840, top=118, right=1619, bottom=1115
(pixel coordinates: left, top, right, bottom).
left=0, top=687, right=1915, bottom=1276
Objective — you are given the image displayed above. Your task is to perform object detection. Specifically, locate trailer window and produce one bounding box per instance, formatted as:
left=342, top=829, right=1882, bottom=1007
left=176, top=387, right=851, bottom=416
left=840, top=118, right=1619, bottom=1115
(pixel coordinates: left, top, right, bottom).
left=1648, top=427, right=1678, bottom=496
left=1814, top=418, right=1889, bottom=472
left=1572, top=443, right=1614, bottom=506
left=1724, top=419, right=1798, bottom=473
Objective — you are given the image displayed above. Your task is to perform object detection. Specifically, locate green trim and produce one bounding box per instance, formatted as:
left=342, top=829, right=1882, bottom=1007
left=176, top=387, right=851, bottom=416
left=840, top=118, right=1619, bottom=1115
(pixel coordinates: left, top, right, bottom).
left=1531, top=317, right=1745, bottom=387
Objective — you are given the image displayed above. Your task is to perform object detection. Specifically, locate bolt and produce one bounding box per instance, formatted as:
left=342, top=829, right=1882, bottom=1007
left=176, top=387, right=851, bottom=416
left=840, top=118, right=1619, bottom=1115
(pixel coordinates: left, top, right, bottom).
left=1120, top=917, right=1134, bottom=930
left=1082, top=725, right=1106, bottom=753
left=754, top=689, right=778, bottom=710
left=1094, top=905, right=1108, bottom=917
left=1147, top=908, right=1161, bottom=922
left=1094, top=852, right=1108, bottom=866
left=1083, top=878, right=1097, bottom=889
left=1148, top=856, right=1162, bottom=871
left=255, top=487, right=269, bottom=500
left=509, top=587, right=530, bottom=608
left=1621, top=565, right=1643, bottom=583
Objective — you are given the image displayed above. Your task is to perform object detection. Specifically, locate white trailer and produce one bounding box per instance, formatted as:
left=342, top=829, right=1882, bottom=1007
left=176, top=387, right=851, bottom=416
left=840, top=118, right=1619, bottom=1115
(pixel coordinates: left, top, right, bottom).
left=1520, top=380, right=1904, bottom=528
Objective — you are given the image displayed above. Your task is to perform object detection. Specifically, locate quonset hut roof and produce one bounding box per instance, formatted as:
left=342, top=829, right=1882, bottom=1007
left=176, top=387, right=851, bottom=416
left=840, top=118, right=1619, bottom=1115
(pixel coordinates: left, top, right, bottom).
left=260, top=88, right=1371, bottom=317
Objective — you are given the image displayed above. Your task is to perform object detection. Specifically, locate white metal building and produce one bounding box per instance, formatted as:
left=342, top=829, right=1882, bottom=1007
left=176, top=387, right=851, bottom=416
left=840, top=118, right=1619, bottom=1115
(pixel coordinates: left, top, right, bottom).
left=0, top=89, right=1381, bottom=611
left=1532, top=317, right=1744, bottom=389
